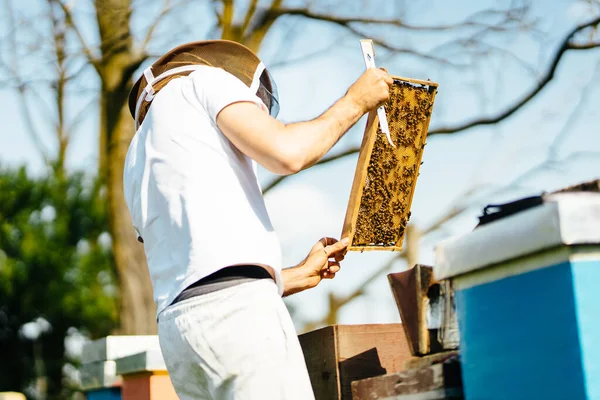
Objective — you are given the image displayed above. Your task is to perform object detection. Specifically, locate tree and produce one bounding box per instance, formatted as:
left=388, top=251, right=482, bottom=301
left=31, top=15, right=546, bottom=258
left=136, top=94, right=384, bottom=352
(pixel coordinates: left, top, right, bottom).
left=0, top=167, right=117, bottom=398
left=1, top=0, right=599, bottom=336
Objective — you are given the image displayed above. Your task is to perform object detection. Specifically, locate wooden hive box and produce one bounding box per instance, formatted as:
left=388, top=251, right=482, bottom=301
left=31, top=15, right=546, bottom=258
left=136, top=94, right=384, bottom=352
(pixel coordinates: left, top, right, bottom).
left=342, top=77, right=438, bottom=251
left=298, top=324, right=412, bottom=400
left=116, top=350, right=178, bottom=400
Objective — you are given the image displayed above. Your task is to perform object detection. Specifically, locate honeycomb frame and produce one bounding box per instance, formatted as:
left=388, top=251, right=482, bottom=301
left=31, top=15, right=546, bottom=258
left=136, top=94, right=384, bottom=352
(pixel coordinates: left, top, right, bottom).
left=341, top=75, right=439, bottom=252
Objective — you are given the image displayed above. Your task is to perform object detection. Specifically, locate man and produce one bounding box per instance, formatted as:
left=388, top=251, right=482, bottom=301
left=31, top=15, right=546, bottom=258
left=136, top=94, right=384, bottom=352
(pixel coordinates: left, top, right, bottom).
left=124, top=40, right=392, bottom=399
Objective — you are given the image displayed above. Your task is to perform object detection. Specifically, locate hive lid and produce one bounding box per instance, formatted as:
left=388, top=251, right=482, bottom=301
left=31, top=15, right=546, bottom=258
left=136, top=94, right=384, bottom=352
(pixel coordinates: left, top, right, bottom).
left=115, top=350, right=167, bottom=375
left=434, top=192, right=600, bottom=280
left=79, top=360, right=120, bottom=390
left=81, top=335, right=160, bottom=363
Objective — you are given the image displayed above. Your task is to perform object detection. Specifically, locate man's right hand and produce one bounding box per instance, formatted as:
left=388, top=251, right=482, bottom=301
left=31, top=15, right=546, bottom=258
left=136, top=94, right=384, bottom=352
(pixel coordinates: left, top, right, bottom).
left=281, top=237, right=349, bottom=297
left=346, top=68, right=393, bottom=114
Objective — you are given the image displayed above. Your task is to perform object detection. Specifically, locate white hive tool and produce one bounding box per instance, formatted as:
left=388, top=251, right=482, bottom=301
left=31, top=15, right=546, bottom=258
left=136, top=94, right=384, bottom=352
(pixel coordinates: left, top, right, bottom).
left=359, top=39, right=394, bottom=147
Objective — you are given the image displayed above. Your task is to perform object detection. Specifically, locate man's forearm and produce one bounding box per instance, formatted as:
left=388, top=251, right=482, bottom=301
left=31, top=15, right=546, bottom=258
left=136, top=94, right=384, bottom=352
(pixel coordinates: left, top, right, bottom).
left=281, top=266, right=317, bottom=297
left=216, top=68, right=390, bottom=175
left=280, top=94, right=365, bottom=172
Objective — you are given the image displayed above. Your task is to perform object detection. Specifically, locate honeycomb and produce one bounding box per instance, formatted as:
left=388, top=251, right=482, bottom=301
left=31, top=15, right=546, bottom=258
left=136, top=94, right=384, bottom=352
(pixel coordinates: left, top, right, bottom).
left=342, top=76, right=438, bottom=251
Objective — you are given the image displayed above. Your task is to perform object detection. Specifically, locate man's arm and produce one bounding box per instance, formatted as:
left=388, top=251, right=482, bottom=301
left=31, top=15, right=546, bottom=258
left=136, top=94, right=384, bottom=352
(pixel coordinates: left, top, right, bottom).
left=216, top=68, right=393, bottom=175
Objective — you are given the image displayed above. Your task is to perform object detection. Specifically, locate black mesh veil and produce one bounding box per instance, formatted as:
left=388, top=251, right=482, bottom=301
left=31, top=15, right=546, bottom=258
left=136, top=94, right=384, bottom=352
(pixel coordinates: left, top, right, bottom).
left=257, top=67, right=279, bottom=118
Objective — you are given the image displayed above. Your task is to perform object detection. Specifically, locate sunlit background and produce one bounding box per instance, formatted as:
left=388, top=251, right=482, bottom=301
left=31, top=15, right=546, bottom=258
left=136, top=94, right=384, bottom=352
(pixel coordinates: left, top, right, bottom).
left=1, top=0, right=599, bottom=398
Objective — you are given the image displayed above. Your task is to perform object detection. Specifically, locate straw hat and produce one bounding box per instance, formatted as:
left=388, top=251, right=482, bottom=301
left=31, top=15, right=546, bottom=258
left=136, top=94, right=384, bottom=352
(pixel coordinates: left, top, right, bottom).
left=129, top=40, right=279, bottom=128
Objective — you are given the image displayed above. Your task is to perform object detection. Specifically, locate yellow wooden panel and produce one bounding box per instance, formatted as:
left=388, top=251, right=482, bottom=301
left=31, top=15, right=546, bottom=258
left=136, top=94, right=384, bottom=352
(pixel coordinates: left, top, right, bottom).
left=342, top=76, right=438, bottom=252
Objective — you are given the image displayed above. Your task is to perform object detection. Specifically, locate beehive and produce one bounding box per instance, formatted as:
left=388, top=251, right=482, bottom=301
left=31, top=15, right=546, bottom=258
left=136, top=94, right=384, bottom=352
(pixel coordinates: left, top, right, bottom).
left=342, top=76, right=438, bottom=251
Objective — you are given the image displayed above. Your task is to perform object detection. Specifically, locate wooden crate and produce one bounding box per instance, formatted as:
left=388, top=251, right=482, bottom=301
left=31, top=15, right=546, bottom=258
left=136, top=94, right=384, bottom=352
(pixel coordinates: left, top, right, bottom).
left=298, top=324, right=412, bottom=400
left=116, top=351, right=178, bottom=400
left=342, top=77, right=438, bottom=252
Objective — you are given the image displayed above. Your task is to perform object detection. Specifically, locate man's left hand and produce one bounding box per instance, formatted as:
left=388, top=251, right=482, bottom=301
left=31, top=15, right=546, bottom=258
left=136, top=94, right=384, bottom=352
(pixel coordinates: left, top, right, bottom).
left=282, top=237, right=349, bottom=296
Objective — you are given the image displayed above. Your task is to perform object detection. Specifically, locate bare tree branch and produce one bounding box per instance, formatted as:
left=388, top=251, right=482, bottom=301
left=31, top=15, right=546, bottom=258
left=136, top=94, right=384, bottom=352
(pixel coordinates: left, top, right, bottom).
left=340, top=23, right=471, bottom=68
left=267, top=36, right=344, bottom=69
left=241, top=0, right=259, bottom=37
left=136, top=0, right=196, bottom=55
left=270, top=5, right=531, bottom=32
left=262, top=147, right=360, bottom=194
left=262, top=3, right=533, bottom=67
left=264, top=16, right=600, bottom=194
left=56, top=0, right=144, bottom=77
left=2, top=0, right=51, bottom=165
left=47, top=0, right=72, bottom=176
left=53, top=0, right=100, bottom=71
left=431, top=16, right=600, bottom=134
left=569, top=42, right=600, bottom=49
left=15, top=86, right=52, bottom=166
left=65, top=96, right=99, bottom=138
left=139, top=0, right=181, bottom=52
left=242, top=0, right=283, bottom=51
left=505, top=61, right=600, bottom=191
left=220, top=0, right=235, bottom=40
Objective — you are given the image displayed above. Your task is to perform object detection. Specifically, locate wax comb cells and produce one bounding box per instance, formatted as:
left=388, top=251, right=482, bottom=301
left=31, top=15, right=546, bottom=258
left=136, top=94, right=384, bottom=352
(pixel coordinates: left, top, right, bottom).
left=342, top=77, right=438, bottom=252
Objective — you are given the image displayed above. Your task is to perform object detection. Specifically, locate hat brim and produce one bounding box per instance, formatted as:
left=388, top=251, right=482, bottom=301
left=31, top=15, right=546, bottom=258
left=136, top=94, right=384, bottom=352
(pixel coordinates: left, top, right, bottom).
left=128, top=39, right=260, bottom=120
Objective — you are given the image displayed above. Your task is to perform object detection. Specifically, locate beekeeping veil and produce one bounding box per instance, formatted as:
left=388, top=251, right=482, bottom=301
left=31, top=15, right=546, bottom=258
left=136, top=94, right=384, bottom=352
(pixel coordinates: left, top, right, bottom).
left=129, top=40, right=279, bottom=129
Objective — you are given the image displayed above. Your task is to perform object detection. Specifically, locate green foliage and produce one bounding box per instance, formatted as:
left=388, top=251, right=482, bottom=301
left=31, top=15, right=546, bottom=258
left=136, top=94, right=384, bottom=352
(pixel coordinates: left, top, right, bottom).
left=0, top=166, right=118, bottom=398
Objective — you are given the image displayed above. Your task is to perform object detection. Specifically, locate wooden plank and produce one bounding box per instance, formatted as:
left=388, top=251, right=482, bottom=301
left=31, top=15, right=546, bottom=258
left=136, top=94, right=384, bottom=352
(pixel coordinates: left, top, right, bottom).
left=380, top=388, right=463, bottom=399
left=393, top=76, right=439, bottom=87
left=342, top=111, right=379, bottom=242
left=299, top=324, right=412, bottom=400
left=336, top=324, right=412, bottom=374
left=351, top=359, right=462, bottom=400
left=337, top=324, right=413, bottom=400
left=404, top=351, right=459, bottom=371
left=298, top=326, right=341, bottom=400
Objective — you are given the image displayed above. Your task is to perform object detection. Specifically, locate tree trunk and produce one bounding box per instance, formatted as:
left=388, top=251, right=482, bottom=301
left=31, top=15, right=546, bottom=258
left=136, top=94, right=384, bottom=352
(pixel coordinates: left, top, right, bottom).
left=106, top=96, right=157, bottom=334
left=96, top=0, right=156, bottom=334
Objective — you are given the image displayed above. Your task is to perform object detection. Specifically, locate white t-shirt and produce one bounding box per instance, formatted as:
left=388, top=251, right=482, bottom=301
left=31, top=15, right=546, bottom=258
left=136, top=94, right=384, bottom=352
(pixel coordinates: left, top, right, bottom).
left=123, top=66, right=284, bottom=316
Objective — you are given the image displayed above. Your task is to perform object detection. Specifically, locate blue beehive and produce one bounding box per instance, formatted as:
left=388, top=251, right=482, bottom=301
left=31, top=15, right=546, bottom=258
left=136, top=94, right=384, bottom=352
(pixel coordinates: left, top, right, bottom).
left=86, top=387, right=121, bottom=400
left=80, top=335, right=160, bottom=400
left=435, top=192, right=600, bottom=400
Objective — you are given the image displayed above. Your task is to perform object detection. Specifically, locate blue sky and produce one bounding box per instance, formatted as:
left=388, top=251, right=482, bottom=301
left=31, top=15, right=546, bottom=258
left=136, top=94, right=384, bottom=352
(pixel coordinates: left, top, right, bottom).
left=1, top=0, right=599, bottom=329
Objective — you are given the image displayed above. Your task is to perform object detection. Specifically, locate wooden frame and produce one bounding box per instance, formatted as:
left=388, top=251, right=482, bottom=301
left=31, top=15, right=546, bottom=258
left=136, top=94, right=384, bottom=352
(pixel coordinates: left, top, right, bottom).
left=342, top=75, right=439, bottom=252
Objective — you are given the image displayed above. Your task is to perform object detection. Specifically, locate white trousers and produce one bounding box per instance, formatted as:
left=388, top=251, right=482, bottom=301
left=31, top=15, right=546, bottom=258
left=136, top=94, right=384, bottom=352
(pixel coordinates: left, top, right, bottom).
left=157, top=279, right=315, bottom=400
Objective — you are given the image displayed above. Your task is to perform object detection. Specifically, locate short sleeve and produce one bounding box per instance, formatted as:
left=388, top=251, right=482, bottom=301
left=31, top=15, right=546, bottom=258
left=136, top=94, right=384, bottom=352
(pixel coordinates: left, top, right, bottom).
left=189, top=66, right=268, bottom=122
